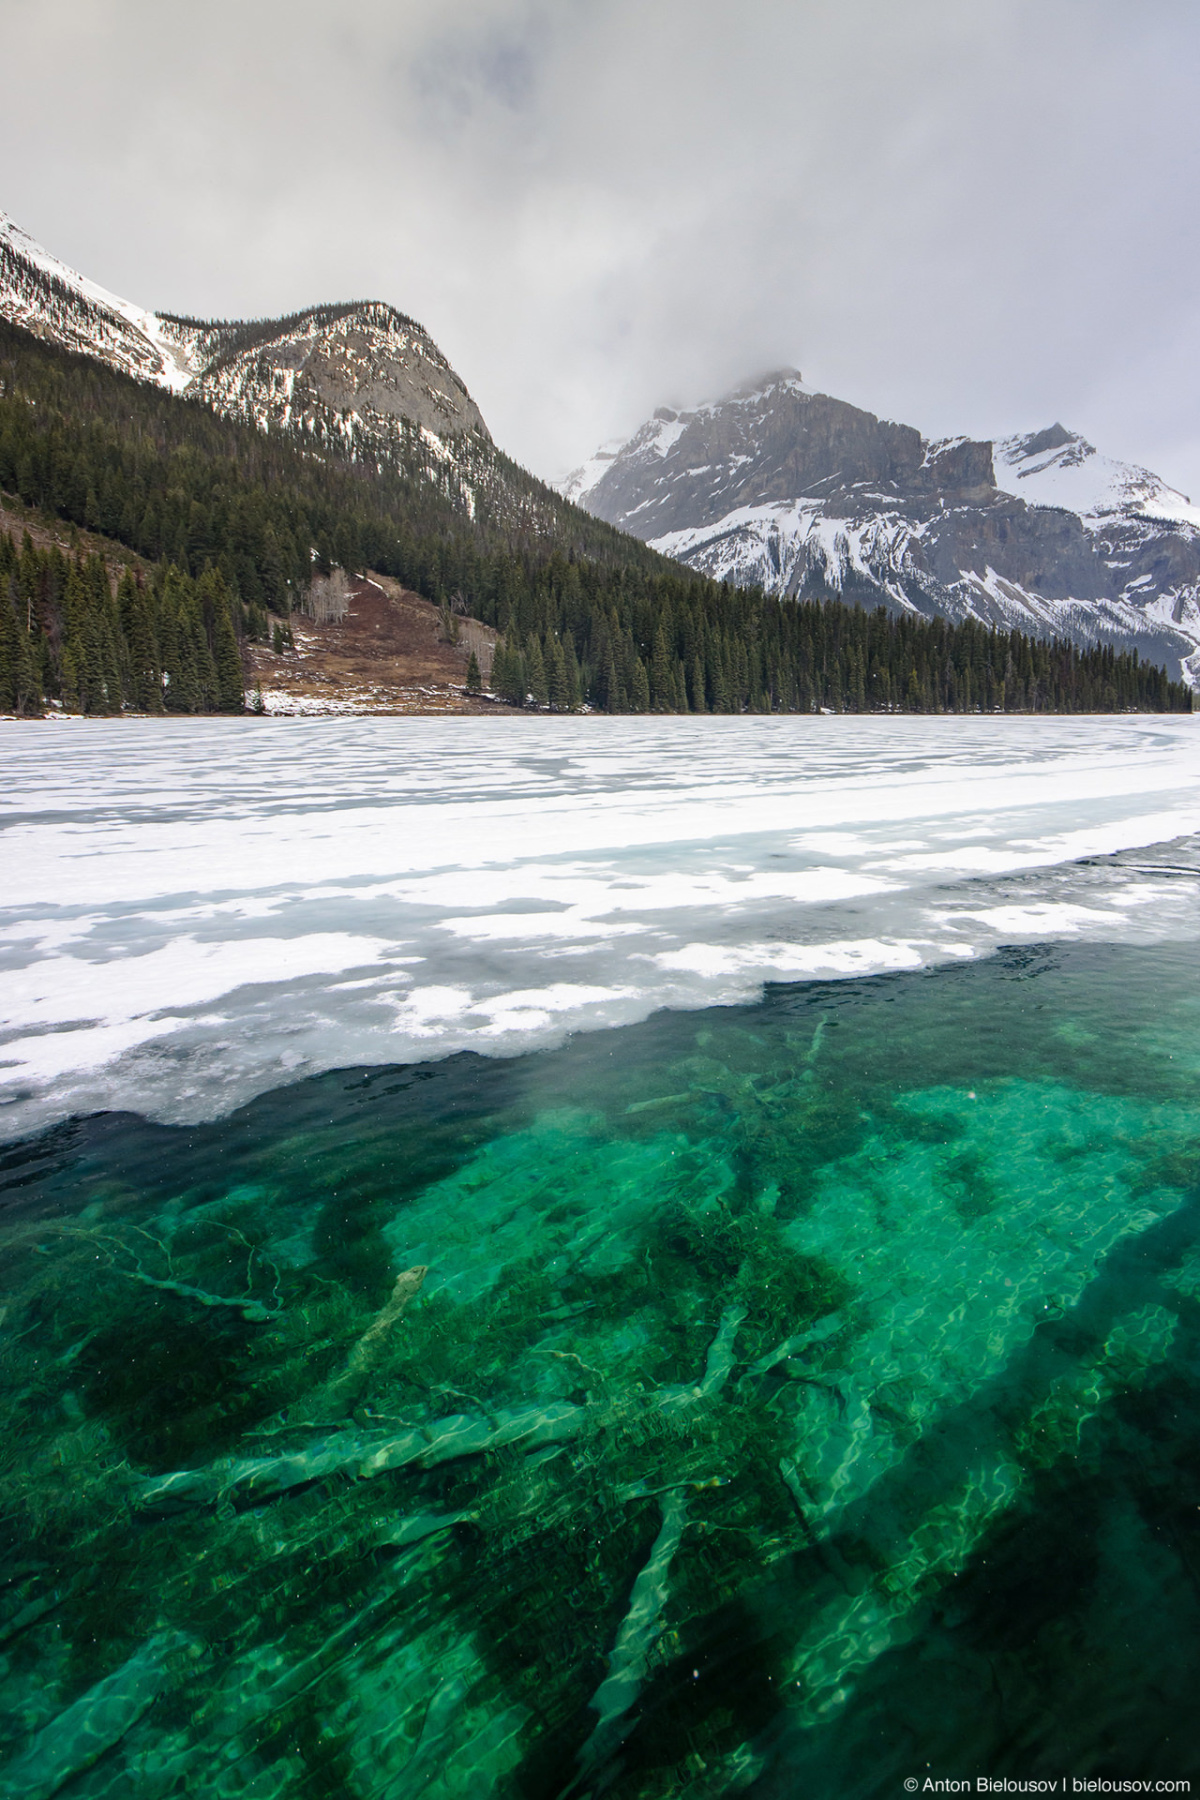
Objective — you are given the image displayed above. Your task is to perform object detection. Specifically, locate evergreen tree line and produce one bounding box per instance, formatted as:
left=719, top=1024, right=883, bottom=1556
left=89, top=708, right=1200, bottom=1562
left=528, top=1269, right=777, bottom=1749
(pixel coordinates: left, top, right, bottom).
left=485, top=569, right=1191, bottom=714
left=0, top=531, right=243, bottom=715
left=0, top=316, right=666, bottom=617
left=0, top=315, right=1191, bottom=717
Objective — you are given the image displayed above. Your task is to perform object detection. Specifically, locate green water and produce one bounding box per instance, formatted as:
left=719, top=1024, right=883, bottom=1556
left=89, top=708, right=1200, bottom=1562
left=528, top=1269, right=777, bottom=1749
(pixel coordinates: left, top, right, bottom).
left=3, top=941, right=1200, bottom=1798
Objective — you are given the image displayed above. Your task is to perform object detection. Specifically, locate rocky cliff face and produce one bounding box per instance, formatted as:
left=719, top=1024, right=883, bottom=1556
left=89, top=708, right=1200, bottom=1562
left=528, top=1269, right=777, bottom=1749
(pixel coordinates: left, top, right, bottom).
left=0, top=211, right=491, bottom=475
left=566, top=372, right=1200, bottom=683
left=160, top=300, right=490, bottom=457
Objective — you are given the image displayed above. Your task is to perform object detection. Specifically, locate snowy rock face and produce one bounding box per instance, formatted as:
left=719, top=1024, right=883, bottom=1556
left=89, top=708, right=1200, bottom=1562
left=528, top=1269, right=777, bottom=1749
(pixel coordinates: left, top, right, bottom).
left=0, top=212, right=490, bottom=464
left=567, top=375, right=1200, bottom=684
left=0, top=211, right=198, bottom=392
left=168, top=300, right=491, bottom=455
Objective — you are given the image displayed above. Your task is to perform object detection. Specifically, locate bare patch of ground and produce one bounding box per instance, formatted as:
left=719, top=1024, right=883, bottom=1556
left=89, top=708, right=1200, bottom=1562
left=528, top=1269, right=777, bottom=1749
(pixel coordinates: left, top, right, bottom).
left=244, top=573, right=508, bottom=716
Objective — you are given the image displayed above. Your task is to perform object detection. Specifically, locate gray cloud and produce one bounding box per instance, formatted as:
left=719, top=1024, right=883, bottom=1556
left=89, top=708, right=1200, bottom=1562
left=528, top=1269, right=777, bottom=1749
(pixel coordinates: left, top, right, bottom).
left=4, top=0, right=1200, bottom=494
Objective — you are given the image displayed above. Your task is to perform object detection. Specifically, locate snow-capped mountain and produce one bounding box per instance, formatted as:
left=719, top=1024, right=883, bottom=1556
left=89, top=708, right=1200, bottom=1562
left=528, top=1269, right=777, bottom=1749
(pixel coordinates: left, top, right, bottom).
left=0, top=211, right=491, bottom=470
left=0, top=211, right=197, bottom=391
left=566, top=374, right=1200, bottom=684
left=991, top=422, right=1200, bottom=529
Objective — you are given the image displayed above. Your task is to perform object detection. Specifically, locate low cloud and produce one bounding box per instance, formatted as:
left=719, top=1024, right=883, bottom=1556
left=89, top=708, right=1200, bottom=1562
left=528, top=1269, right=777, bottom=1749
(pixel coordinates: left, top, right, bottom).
left=4, top=0, right=1200, bottom=493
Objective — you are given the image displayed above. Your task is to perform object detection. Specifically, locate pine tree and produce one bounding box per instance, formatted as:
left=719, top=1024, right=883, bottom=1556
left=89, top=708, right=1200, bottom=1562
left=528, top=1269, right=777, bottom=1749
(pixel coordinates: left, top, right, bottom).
left=565, top=637, right=582, bottom=711
left=548, top=636, right=569, bottom=709
left=212, top=593, right=245, bottom=712
left=0, top=580, right=39, bottom=714
left=161, top=571, right=200, bottom=713
left=192, top=592, right=220, bottom=710
left=601, top=645, right=621, bottom=712
left=651, top=624, right=673, bottom=710
left=707, top=645, right=727, bottom=713
left=465, top=649, right=481, bottom=693
left=506, top=642, right=528, bottom=706
left=526, top=636, right=548, bottom=708
left=118, top=571, right=162, bottom=713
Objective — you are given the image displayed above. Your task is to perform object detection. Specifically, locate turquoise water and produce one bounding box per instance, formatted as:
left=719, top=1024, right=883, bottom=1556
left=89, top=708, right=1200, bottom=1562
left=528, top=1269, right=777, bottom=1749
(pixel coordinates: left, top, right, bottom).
left=2, top=939, right=1200, bottom=1796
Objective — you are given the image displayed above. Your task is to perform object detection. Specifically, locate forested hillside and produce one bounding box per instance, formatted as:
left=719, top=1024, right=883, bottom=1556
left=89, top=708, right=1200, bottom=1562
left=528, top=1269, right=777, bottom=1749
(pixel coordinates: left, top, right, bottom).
left=0, top=316, right=664, bottom=598
left=0, top=317, right=1191, bottom=716
left=0, top=534, right=243, bottom=716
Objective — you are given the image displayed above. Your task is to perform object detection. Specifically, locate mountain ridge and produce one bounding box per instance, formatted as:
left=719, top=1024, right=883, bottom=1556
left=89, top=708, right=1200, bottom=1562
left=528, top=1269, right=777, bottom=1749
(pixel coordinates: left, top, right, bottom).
left=0, top=208, right=1192, bottom=720
left=1, top=211, right=489, bottom=452
left=565, top=371, right=1200, bottom=685
left=2, top=208, right=681, bottom=599
left=1, top=315, right=1189, bottom=720
left=0, top=208, right=510, bottom=548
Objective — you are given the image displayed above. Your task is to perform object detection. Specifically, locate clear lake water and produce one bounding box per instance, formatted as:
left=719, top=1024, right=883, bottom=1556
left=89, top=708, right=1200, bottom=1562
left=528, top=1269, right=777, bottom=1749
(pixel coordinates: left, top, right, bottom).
left=3, top=934, right=1200, bottom=1796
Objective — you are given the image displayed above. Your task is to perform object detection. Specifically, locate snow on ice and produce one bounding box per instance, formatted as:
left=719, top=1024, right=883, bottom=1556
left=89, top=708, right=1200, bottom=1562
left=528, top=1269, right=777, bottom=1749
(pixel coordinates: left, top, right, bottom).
left=2, top=714, right=1200, bottom=1138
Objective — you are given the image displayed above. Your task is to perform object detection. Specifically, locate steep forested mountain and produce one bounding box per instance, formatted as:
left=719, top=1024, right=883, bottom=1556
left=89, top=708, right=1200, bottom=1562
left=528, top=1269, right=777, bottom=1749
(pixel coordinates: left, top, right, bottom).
left=1, top=209, right=630, bottom=559
left=0, top=311, right=661, bottom=599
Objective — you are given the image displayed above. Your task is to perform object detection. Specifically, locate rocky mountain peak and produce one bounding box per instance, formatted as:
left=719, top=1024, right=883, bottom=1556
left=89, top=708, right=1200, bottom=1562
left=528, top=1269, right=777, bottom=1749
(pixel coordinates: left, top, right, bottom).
left=0, top=210, right=490, bottom=462
left=1011, top=422, right=1078, bottom=460
left=574, top=376, right=932, bottom=542
left=160, top=297, right=490, bottom=451
left=566, top=374, right=1200, bottom=685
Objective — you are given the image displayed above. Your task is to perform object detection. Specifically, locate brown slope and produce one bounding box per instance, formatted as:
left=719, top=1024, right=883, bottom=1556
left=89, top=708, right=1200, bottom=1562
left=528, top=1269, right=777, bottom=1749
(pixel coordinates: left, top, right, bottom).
left=244, top=573, right=505, bottom=716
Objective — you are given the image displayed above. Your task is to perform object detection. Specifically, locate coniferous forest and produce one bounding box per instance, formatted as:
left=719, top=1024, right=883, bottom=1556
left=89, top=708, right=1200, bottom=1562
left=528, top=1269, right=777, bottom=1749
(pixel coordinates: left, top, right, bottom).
left=0, top=315, right=1191, bottom=717
left=0, top=534, right=243, bottom=717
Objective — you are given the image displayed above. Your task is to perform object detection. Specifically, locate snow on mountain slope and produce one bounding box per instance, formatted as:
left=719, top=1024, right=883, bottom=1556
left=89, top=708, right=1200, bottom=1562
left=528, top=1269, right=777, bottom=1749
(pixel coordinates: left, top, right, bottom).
left=561, top=439, right=627, bottom=506
left=567, top=374, right=1200, bottom=685
left=1, top=211, right=200, bottom=391
left=651, top=500, right=922, bottom=606
left=993, top=424, right=1200, bottom=532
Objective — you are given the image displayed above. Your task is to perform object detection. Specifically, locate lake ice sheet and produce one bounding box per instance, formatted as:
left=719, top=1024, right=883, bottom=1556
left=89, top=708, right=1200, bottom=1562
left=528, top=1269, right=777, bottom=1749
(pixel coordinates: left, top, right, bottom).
left=2, top=713, right=1200, bottom=1139
left=5, top=716, right=1200, bottom=1794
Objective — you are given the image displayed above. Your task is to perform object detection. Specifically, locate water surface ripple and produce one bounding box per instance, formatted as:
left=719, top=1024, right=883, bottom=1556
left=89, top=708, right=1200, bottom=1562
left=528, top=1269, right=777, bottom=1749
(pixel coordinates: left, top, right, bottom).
left=2, top=942, right=1200, bottom=1794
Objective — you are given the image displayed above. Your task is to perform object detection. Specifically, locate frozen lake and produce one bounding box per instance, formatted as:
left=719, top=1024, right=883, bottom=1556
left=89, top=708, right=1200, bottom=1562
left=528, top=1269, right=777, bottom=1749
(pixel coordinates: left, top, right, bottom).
left=3, top=712, right=1200, bottom=1138
left=5, top=714, right=1200, bottom=1792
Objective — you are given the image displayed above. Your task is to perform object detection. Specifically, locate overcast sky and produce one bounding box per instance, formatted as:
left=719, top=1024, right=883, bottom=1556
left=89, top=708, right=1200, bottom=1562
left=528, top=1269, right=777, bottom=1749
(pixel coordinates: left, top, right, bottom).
left=4, top=0, right=1200, bottom=494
